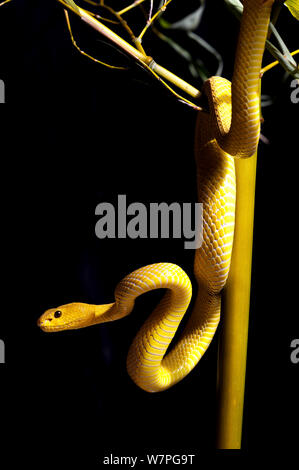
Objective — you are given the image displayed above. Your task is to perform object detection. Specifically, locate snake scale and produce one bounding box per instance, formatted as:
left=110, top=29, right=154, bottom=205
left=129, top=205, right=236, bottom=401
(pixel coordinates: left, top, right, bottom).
left=38, top=0, right=274, bottom=392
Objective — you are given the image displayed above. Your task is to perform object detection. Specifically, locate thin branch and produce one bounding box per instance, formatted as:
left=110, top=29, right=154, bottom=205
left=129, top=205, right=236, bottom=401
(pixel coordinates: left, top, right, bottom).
left=261, top=49, right=299, bottom=75
left=101, top=3, right=146, bottom=55
left=142, top=59, right=201, bottom=110
left=137, top=0, right=172, bottom=43
left=0, top=0, right=12, bottom=6
left=57, top=0, right=202, bottom=106
left=118, top=0, right=147, bottom=16
left=64, top=9, right=127, bottom=69
left=82, top=0, right=101, bottom=6
left=80, top=9, right=119, bottom=24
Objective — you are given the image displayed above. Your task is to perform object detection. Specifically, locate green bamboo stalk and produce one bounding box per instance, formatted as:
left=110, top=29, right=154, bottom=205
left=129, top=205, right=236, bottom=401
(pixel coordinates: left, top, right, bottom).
left=216, top=127, right=258, bottom=449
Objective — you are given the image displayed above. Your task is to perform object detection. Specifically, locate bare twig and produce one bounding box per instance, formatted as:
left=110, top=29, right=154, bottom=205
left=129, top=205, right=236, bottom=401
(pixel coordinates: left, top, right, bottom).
left=0, top=0, right=12, bottom=7
left=64, top=9, right=127, bottom=69
left=57, top=0, right=202, bottom=107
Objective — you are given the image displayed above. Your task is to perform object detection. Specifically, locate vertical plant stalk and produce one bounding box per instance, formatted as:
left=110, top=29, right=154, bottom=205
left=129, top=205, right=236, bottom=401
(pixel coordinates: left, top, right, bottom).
left=216, top=88, right=260, bottom=449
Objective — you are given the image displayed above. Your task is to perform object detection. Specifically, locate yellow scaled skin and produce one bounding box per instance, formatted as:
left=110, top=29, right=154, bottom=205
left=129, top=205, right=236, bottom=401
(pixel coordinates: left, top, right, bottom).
left=38, top=0, right=274, bottom=393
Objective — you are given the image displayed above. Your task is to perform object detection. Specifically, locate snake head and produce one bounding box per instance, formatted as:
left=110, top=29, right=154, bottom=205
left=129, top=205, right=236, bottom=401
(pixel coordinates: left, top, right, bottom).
left=37, top=302, right=97, bottom=332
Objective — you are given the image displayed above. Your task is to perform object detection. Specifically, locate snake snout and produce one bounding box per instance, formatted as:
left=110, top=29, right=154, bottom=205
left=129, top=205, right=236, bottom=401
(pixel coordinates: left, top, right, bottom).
left=37, top=316, right=53, bottom=331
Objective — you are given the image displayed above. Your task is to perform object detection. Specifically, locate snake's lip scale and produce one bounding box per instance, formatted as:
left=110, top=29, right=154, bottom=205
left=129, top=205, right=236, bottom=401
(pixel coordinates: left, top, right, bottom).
left=37, top=323, right=64, bottom=332
left=39, top=325, right=64, bottom=332
left=38, top=318, right=84, bottom=332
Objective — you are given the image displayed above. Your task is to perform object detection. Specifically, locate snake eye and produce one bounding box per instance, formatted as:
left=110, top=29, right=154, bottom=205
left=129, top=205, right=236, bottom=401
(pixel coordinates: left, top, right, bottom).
left=54, top=310, right=62, bottom=318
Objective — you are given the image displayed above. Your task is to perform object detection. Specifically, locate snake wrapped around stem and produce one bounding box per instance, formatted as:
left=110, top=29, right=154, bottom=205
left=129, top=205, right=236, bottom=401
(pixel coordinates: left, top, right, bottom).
left=38, top=0, right=274, bottom=392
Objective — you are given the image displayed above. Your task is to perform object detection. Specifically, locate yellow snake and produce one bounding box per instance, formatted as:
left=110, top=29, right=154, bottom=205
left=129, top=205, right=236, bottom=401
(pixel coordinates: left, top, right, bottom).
left=38, top=0, right=274, bottom=393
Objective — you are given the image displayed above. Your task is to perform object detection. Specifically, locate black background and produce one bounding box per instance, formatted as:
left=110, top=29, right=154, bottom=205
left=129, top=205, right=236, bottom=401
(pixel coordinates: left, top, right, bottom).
left=0, top=0, right=298, bottom=466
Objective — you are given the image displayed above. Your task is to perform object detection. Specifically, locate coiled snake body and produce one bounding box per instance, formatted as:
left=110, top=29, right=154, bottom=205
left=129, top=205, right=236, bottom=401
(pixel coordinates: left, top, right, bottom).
left=38, top=1, right=274, bottom=392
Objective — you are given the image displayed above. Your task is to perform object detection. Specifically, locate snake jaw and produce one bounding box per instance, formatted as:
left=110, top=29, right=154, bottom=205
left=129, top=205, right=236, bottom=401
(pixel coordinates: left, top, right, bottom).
left=37, top=303, right=98, bottom=332
left=37, top=316, right=86, bottom=332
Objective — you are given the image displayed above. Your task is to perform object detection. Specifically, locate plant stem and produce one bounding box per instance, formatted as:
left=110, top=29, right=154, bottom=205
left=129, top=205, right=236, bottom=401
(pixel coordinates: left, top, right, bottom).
left=0, top=0, right=12, bottom=6
left=137, top=0, right=172, bottom=43
left=216, top=98, right=259, bottom=448
left=118, top=0, right=147, bottom=16
left=261, top=49, right=299, bottom=75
